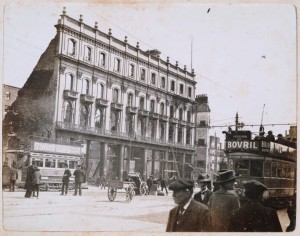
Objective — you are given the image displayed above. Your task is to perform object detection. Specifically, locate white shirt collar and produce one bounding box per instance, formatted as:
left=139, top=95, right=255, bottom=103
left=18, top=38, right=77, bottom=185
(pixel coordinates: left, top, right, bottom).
left=182, top=197, right=192, bottom=213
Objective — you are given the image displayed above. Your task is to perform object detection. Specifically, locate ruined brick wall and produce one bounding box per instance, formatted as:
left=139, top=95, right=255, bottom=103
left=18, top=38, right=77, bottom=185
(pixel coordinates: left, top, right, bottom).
left=3, top=34, right=59, bottom=144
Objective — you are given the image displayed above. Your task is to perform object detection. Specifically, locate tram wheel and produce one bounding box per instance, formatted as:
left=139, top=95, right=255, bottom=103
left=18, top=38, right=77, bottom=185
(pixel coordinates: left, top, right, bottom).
left=108, top=187, right=117, bottom=201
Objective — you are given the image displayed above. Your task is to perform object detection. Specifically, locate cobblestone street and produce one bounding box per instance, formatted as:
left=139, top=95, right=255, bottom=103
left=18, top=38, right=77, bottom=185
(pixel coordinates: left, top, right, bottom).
left=1, top=186, right=290, bottom=232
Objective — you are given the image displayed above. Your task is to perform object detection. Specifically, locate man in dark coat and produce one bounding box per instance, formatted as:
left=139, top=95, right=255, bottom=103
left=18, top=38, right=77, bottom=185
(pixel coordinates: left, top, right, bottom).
left=207, top=170, right=240, bottom=231
left=10, top=163, right=18, bottom=192
left=73, top=165, right=85, bottom=196
left=61, top=168, right=72, bottom=195
left=146, top=175, right=153, bottom=195
left=194, top=174, right=212, bottom=205
left=24, top=162, right=37, bottom=198
left=228, top=180, right=282, bottom=232
left=160, top=177, right=168, bottom=195
left=166, top=178, right=212, bottom=232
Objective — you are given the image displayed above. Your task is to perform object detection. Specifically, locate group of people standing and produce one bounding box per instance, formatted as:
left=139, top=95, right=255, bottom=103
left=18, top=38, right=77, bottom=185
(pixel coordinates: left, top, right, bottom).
left=24, top=162, right=41, bottom=198
left=61, top=165, right=86, bottom=196
left=166, top=169, right=284, bottom=232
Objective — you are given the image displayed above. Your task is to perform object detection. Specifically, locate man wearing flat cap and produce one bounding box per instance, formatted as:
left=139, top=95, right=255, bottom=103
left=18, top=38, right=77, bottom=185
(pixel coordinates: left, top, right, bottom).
left=166, top=178, right=212, bottom=232
left=228, top=180, right=282, bottom=232
left=194, top=174, right=212, bottom=205
left=207, top=169, right=240, bottom=231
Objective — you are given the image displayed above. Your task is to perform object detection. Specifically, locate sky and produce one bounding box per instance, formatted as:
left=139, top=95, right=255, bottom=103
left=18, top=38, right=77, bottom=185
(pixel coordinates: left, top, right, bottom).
left=2, top=0, right=297, bottom=142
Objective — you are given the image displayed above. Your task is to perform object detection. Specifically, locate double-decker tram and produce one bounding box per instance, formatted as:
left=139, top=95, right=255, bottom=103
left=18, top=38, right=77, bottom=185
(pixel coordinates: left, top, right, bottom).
left=18, top=140, right=82, bottom=191
left=223, top=128, right=296, bottom=208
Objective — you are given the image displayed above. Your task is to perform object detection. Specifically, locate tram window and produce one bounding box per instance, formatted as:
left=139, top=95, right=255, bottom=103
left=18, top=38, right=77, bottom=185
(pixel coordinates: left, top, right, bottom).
left=250, top=160, right=263, bottom=177
left=69, top=161, right=78, bottom=169
left=271, top=162, right=277, bottom=177
left=45, top=159, right=56, bottom=168
left=277, top=163, right=282, bottom=178
left=290, top=166, right=295, bottom=179
left=57, top=160, right=68, bottom=169
left=235, top=160, right=249, bottom=175
left=32, top=159, right=43, bottom=167
left=264, top=161, right=271, bottom=177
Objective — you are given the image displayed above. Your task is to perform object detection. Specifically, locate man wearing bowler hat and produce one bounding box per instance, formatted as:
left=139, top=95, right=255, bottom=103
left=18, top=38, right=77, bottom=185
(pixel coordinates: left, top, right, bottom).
left=166, top=178, right=212, bottom=232
left=228, top=180, right=282, bottom=232
left=207, top=169, right=240, bottom=231
left=194, top=174, right=212, bottom=205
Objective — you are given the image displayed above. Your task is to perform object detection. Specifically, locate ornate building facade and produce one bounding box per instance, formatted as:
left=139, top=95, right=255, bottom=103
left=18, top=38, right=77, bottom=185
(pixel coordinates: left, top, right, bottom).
left=3, top=10, right=197, bottom=181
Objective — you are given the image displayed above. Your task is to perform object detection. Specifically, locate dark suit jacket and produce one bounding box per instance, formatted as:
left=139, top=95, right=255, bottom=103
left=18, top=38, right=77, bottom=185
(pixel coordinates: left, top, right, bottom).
left=194, top=189, right=212, bottom=205
left=166, top=199, right=212, bottom=232
left=228, top=202, right=282, bottom=232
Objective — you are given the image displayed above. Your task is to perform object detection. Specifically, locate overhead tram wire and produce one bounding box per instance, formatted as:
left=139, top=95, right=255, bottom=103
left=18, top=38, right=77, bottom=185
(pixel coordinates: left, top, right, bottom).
left=209, top=123, right=296, bottom=128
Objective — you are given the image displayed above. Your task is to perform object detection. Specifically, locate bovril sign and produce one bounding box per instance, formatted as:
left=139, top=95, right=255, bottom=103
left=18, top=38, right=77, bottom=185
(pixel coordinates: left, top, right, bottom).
left=226, top=140, right=259, bottom=150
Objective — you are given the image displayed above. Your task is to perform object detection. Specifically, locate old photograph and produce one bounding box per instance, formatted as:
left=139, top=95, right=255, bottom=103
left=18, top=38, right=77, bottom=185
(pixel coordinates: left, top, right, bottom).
left=1, top=0, right=297, bottom=234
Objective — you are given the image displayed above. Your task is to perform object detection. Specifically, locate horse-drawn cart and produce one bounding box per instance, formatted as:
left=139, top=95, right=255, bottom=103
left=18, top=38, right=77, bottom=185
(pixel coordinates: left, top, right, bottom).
left=107, top=180, right=135, bottom=203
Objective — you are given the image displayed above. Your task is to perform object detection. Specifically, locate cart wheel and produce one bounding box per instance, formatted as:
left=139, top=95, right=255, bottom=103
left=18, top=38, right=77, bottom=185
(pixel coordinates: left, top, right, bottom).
left=108, top=187, right=117, bottom=201
left=126, top=189, right=133, bottom=203
left=140, top=183, right=147, bottom=196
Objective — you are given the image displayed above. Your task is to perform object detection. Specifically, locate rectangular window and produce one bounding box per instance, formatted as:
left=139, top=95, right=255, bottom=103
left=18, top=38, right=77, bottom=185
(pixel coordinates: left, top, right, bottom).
left=115, top=58, right=121, bottom=72
left=264, top=161, right=271, bottom=177
left=32, top=158, right=43, bottom=167
left=171, top=81, right=175, bottom=92
left=140, top=69, right=146, bottom=81
left=197, top=139, right=205, bottom=146
left=271, top=162, right=277, bottom=177
left=129, top=64, right=134, bottom=77
left=180, top=84, right=184, bottom=94
left=250, top=160, right=263, bottom=177
left=188, top=87, right=192, bottom=97
left=235, top=160, right=249, bottom=175
left=45, top=159, right=56, bottom=168
left=100, top=53, right=106, bottom=67
left=69, top=161, right=78, bottom=169
left=57, top=160, right=68, bottom=169
left=151, top=73, right=156, bottom=85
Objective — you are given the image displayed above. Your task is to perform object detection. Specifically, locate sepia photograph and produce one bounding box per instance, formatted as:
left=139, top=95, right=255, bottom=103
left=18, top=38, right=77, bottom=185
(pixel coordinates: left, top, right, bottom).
left=1, top=0, right=298, bottom=234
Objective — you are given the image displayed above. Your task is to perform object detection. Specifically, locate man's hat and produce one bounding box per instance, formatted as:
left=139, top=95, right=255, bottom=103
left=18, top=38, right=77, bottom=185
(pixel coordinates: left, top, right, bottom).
left=197, top=174, right=210, bottom=183
left=242, top=180, right=267, bottom=193
left=169, top=178, right=194, bottom=191
left=215, top=170, right=236, bottom=183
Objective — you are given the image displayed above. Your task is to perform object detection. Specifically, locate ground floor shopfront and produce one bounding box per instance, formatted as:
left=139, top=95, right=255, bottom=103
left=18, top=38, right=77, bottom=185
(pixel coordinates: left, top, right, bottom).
left=56, top=130, right=195, bottom=181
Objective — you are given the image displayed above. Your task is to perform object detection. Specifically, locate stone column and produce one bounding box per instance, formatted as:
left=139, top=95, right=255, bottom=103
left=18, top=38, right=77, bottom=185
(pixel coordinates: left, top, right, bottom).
left=119, top=144, right=124, bottom=180
left=101, top=142, right=108, bottom=178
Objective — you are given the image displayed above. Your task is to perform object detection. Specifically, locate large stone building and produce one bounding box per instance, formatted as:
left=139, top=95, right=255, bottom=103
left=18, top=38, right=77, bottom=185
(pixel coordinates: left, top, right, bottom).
left=3, top=10, right=198, bottom=181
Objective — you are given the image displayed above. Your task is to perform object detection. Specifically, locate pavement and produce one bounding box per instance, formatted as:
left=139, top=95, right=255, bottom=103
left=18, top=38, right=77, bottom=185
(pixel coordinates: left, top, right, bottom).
left=1, top=186, right=291, bottom=233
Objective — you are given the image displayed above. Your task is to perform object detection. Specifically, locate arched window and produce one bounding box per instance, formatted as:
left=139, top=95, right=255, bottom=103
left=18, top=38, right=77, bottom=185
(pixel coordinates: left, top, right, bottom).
left=65, top=74, right=74, bottom=91
left=170, top=105, right=174, bottom=118
left=150, top=100, right=155, bottom=113
left=115, top=58, right=121, bottom=72
left=140, top=69, right=146, bottom=81
left=179, top=108, right=183, bottom=120
left=68, top=39, right=76, bottom=56
left=95, top=109, right=103, bottom=129
left=178, top=127, right=182, bottom=143
left=171, top=81, right=175, bottom=92
left=112, top=88, right=119, bottom=103
left=129, top=64, right=134, bottom=77
left=111, top=111, right=119, bottom=131
left=127, top=93, right=133, bottom=106
left=188, top=87, right=192, bottom=97
left=63, top=101, right=73, bottom=123
left=100, top=52, right=106, bottom=67
left=151, top=73, right=156, bottom=85
left=180, top=84, right=184, bottom=95
left=149, top=121, right=155, bottom=139
left=169, top=125, right=174, bottom=141
left=161, top=77, right=166, bottom=89
left=126, top=114, right=134, bottom=134
left=85, top=46, right=92, bottom=61
left=97, top=83, right=105, bottom=99
left=160, top=123, right=165, bottom=140
left=139, top=97, right=145, bottom=110
left=187, top=110, right=191, bottom=122
left=160, top=103, right=164, bottom=115
left=186, top=128, right=191, bottom=144
left=82, top=79, right=90, bottom=95
left=80, top=105, right=89, bottom=127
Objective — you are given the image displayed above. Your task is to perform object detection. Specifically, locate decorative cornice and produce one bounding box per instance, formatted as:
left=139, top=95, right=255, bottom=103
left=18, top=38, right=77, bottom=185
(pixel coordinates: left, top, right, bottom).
left=59, top=66, right=66, bottom=74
